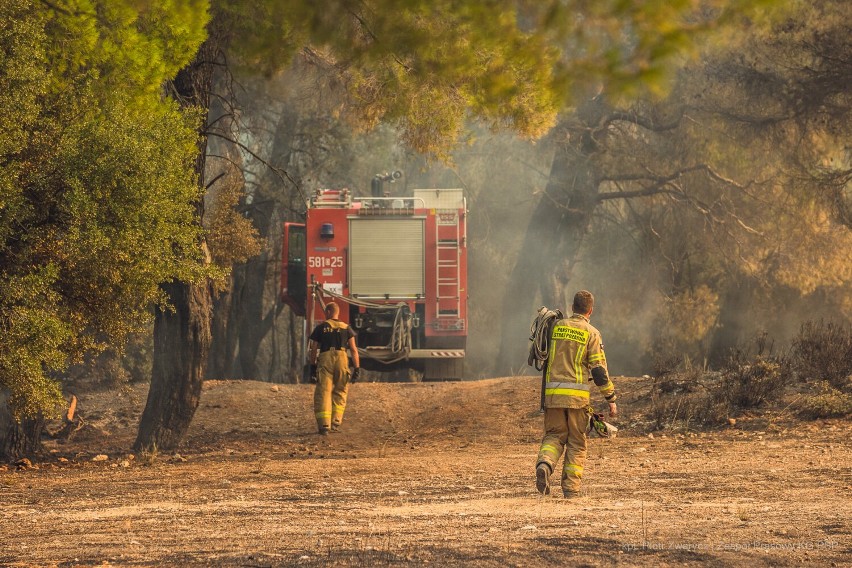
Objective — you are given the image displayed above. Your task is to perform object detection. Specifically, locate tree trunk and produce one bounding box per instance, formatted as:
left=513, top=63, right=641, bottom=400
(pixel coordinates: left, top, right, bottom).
left=707, top=278, right=756, bottom=365
left=496, top=99, right=607, bottom=374
left=135, top=280, right=212, bottom=451
left=206, top=101, right=299, bottom=382
left=208, top=265, right=244, bottom=378
left=233, top=203, right=274, bottom=379
left=0, top=396, right=44, bottom=461
left=207, top=284, right=236, bottom=378
left=134, top=34, right=217, bottom=452
left=206, top=206, right=279, bottom=380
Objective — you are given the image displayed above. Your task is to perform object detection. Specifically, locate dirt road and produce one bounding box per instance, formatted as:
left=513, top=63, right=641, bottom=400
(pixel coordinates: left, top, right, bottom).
left=1, top=376, right=849, bottom=566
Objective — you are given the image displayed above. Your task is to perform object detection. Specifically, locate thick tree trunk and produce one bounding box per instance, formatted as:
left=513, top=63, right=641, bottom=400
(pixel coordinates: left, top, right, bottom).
left=0, top=396, right=44, bottom=461
left=134, top=280, right=211, bottom=451
left=207, top=207, right=277, bottom=380
left=496, top=99, right=607, bottom=373
left=208, top=265, right=245, bottom=378
left=134, top=35, right=217, bottom=452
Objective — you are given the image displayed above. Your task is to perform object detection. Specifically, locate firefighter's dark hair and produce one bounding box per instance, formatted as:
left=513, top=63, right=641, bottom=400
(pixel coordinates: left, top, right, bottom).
left=572, top=290, right=594, bottom=314
left=324, top=302, right=340, bottom=318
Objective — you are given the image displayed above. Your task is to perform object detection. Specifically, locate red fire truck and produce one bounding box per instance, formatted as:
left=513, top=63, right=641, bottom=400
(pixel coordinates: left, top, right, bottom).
left=280, top=174, right=467, bottom=380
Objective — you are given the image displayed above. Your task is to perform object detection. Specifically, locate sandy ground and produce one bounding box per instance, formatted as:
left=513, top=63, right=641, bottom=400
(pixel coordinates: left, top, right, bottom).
left=0, top=375, right=850, bottom=567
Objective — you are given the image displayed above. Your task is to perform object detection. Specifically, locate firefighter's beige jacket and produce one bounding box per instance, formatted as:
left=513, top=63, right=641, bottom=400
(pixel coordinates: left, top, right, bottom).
left=543, top=313, right=615, bottom=409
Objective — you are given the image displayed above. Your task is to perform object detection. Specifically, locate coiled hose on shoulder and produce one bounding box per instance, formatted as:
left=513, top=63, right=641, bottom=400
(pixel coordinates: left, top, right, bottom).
left=528, top=306, right=563, bottom=371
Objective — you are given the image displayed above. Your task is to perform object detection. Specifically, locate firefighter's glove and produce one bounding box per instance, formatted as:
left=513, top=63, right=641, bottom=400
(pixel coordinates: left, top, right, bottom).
left=351, top=367, right=361, bottom=382
left=309, top=364, right=318, bottom=384
left=608, top=402, right=618, bottom=418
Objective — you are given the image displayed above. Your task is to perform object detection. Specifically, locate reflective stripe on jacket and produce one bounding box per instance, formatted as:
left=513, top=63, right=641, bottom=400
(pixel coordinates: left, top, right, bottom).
left=543, top=381, right=591, bottom=408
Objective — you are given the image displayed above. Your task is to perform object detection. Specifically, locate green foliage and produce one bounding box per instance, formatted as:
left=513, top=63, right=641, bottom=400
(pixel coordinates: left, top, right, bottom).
left=204, top=167, right=262, bottom=270
left=797, top=382, right=852, bottom=418
left=0, top=0, right=209, bottom=419
left=213, top=0, right=778, bottom=159
left=574, top=0, right=850, bottom=370
left=0, top=269, right=69, bottom=417
left=220, top=0, right=563, bottom=158
left=42, top=0, right=209, bottom=100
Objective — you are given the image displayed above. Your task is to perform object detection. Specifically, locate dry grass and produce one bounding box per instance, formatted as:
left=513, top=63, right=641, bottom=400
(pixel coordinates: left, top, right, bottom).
left=2, top=376, right=850, bottom=567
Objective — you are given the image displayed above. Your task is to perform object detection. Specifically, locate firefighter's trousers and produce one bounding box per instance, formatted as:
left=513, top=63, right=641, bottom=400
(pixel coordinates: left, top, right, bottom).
left=314, top=350, right=350, bottom=430
left=536, top=407, right=588, bottom=494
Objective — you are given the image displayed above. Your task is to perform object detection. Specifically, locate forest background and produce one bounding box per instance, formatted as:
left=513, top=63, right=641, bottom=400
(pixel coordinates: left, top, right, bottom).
left=0, top=0, right=849, bottom=459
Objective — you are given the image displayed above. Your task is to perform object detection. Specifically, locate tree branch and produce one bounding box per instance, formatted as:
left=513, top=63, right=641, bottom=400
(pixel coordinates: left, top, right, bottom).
left=39, top=0, right=94, bottom=18
left=601, top=107, right=685, bottom=131
left=205, top=172, right=227, bottom=191
left=597, top=185, right=680, bottom=201
left=203, top=131, right=306, bottom=204
left=344, top=5, right=413, bottom=72
left=598, top=164, right=752, bottom=203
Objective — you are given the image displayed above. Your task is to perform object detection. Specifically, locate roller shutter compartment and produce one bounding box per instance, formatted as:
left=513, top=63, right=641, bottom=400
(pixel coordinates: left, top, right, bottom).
left=349, top=218, right=424, bottom=297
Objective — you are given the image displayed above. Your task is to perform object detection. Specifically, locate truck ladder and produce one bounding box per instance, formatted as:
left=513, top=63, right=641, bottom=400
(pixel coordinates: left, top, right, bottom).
left=435, top=211, right=461, bottom=318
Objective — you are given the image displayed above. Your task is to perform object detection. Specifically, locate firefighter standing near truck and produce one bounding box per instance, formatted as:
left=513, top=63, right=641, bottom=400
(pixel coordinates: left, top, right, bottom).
left=308, top=302, right=360, bottom=435
left=535, top=290, right=617, bottom=498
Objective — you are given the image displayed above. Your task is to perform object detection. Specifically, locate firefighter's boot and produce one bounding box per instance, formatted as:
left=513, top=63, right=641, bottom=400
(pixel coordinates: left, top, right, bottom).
left=536, top=463, right=552, bottom=495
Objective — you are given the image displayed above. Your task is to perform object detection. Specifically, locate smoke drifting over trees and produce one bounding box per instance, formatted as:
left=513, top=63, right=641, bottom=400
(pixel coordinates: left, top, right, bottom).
left=138, top=0, right=852, bottom=384
left=2, top=0, right=850, bottom=458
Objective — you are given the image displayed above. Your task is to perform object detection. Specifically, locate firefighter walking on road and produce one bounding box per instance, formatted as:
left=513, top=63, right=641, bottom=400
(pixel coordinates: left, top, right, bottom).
left=308, top=302, right=360, bottom=435
left=535, top=290, right=617, bottom=498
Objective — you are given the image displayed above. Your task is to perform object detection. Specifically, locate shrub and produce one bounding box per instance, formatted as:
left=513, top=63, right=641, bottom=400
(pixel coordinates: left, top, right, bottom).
left=63, top=328, right=153, bottom=389
left=720, top=357, right=786, bottom=409
left=648, top=362, right=730, bottom=430
left=797, top=382, right=852, bottom=418
left=649, top=350, right=788, bottom=430
left=649, top=386, right=730, bottom=430
left=791, top=321, right=852, bottom=391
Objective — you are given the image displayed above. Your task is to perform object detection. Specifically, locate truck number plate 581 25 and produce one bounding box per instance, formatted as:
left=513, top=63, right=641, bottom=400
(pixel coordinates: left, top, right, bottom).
left=308, top=256, right=343, bottom=268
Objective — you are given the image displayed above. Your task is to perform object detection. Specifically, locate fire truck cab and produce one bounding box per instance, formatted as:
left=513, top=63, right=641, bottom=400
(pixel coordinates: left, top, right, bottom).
left=281, top=182, right=467, bottom=380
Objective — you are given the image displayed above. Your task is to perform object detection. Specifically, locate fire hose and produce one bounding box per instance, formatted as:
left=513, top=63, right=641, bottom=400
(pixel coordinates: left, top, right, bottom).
left=528, top=306, right=564, bottom=411
left=311, top=283, right=413, bottom=364
left=528, top=306, right=564, bottom=371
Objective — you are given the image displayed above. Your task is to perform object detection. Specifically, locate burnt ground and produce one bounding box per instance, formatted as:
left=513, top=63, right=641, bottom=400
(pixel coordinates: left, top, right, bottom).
left=1, top=375, right=850, bottom=567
